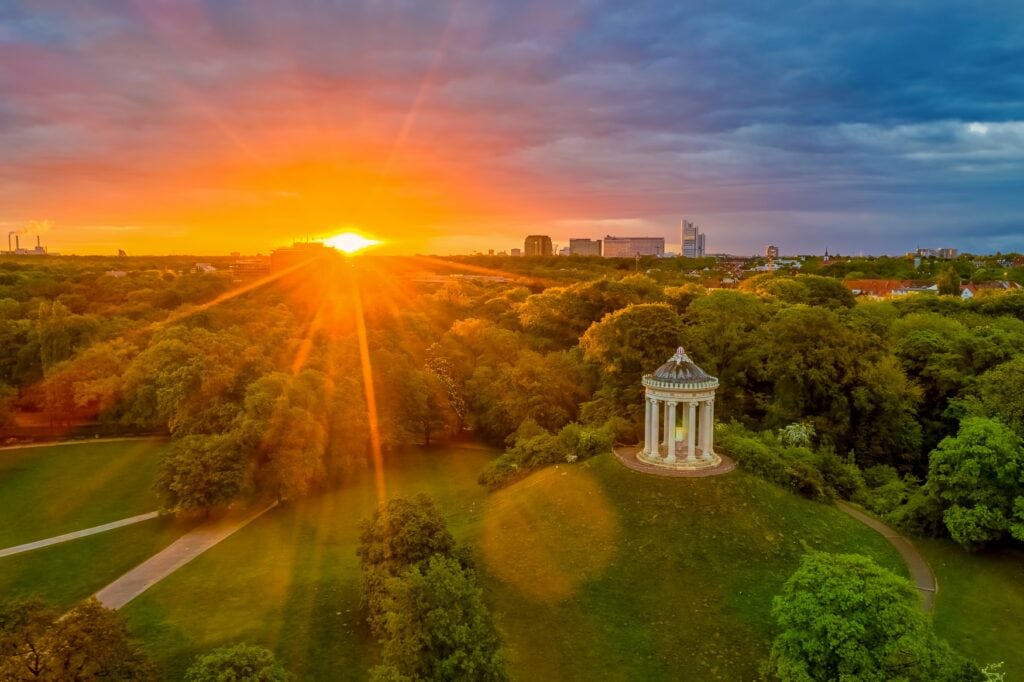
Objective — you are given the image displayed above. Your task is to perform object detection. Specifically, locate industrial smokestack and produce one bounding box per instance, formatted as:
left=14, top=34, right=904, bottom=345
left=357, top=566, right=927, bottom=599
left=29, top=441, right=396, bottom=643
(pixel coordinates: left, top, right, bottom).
left=15, top=235, right=19, bottom=251
left=37, top=235, right=40, bottom=248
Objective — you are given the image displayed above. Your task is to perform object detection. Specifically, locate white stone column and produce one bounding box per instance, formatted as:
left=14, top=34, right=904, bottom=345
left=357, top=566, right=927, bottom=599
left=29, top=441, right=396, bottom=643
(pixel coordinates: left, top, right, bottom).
left=703, top=398, right=715, bottom=460
left=687, top=401, right=697, bottom=462
left=666, top=401, right=677, bottom=463
left=650, top=399, right=661, bottom=459
left=643, top=396, right=652, bottom=454
left=663, top=403, right=671, bottom=447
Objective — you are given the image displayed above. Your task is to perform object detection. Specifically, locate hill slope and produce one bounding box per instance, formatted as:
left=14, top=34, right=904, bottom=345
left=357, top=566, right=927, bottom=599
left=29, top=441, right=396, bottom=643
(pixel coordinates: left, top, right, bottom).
left=476, top=454, right=906, bottom=680
left=122, top=448, right=906, bottom=679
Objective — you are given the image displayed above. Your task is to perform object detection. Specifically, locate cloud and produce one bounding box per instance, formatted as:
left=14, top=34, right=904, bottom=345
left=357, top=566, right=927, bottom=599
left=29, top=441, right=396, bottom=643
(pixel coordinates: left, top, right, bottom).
left=0, top=0, right=1021, bottom=254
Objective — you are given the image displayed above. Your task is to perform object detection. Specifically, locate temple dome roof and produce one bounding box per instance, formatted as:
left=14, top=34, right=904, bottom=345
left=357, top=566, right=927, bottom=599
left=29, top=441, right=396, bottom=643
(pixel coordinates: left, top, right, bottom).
left=651, top=347, right=713, bottom=385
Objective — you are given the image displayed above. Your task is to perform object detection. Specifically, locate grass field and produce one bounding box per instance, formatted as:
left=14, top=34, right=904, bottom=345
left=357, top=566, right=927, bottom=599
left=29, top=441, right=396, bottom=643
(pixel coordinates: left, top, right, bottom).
left=917, top=539, right=1024, bottom=675
left=8, top=438, right=1018, bottom=680
left=0, top=517, right=192, bottom=607
left=0, top=438, right=169, bottom=547
left=123, top=449, right=908, bottom=680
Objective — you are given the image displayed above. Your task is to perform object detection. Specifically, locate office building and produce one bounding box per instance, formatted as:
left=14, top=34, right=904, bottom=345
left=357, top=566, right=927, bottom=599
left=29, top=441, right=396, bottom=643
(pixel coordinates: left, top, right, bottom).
left=765, top=245, right=780, bottom=259
left=524, top=235, right=553, bottom=257
left=681, top=220, right=706, bottom=258
left=603, top=235, right=665, bottom=258
left=510, top=248, right=522, bottom=257
left=270, top=242, right=332, bottom=273
left=937, top=247, right=958, bottom=260
left=569, top=238, right=602, bottom=256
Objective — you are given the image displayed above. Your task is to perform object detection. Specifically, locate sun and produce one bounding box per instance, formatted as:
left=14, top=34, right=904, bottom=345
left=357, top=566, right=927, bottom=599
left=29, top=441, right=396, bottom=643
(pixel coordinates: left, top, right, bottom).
left=324, top=231, right=381, bottom=254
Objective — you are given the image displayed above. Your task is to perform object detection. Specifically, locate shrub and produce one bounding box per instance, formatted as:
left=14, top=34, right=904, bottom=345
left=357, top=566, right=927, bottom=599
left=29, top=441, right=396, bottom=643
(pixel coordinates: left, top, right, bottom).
left=185, top=643, right=289, bottom=681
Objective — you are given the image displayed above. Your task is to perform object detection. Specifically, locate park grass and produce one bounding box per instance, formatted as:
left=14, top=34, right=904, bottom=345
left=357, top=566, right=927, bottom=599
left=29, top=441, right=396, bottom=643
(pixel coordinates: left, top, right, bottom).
left=0, top=516, right=192, bottom=607
left=124, top=448, right=906, bottom=680
left=917, top=538, right=1024, bottom=675
left=124, top=445, right=493, bottom=681
left=0, top=438, right=169, bottom=547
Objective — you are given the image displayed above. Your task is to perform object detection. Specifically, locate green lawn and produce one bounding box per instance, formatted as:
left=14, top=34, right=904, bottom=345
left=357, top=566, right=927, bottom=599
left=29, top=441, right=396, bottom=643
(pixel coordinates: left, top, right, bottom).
left=917, top=539, right=1024, bottom=675
left=124, top=449, right=907, bottom=680
left=124, top=446, right=494, bottom=681
left=0, top=517, right=192, bottom=607
left=0, top=438, right=169, bottom=547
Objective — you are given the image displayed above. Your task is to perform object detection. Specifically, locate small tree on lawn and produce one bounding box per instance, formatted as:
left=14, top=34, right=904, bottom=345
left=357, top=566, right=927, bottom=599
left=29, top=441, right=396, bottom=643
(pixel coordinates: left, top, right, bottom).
left=767, top=552, right=981, bottom=681
left=185, top=643, right=289, bottom=681
left=927, top=417, right=1024, bottom=547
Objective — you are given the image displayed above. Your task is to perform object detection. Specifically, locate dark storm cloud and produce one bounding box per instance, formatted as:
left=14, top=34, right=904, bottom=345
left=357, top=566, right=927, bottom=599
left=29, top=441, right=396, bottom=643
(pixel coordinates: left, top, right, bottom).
left=0, top=0, right=1022, bottom=253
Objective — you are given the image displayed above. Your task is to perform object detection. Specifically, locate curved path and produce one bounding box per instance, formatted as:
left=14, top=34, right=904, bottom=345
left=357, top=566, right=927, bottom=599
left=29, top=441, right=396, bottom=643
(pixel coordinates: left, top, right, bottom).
left=95, top=501, right=276, bottom=610
left=836, top=501, right=937, bottom=613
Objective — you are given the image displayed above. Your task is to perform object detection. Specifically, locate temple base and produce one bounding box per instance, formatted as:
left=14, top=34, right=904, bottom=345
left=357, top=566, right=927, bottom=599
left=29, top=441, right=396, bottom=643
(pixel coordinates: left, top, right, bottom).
left=638, top=443, right=721, bottom=471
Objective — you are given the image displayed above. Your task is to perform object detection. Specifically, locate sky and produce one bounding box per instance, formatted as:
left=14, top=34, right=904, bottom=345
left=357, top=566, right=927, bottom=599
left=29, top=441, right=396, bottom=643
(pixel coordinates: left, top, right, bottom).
left=1, top=1, right=1023, bottom=256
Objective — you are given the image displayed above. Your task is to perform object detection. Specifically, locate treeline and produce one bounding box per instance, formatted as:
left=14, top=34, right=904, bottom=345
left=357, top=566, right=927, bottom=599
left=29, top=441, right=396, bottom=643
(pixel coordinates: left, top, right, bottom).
left=3, top=257, right=1024, bottom=551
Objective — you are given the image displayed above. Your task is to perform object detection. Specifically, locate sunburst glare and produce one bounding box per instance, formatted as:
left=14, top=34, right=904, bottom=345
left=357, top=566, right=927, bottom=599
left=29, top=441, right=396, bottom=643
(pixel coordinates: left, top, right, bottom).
left=325, top=231, right=381, bottom=254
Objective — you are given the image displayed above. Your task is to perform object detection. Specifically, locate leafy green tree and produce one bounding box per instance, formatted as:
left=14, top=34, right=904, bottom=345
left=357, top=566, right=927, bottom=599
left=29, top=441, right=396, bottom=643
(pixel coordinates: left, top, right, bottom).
left=768, top=553, right=981, bottom=681
left=357, top=495, right=457, bottom=636
left=927, top=417, right=1024, bottom=547
left=185, top=643, right=289, bottom=681
left=0, top=598, right=158, bottom=681
left=580, top=303, right=686, bottom=417
left=516, top=276, right=657, bottom=349
left=974, top=356, right=1024, bottom=437
left=157, top=433, right=253, bottom=513
left=466, top=349, right=592, bottom=444
left=238, top=371, right=328, bottom=500
left=680, top=291, right=773, bottom=422
left=371, top=555, right=507, bottom=682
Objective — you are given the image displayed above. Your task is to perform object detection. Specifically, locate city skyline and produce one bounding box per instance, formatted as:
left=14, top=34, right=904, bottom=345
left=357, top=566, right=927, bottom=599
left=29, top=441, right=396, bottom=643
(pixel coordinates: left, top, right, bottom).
left=1, top=1, right=1022, bottom=256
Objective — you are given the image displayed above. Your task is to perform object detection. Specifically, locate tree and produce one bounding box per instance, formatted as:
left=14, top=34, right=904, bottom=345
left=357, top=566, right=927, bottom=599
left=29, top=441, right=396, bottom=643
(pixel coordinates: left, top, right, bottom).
left=937, top=266, right=962, bottom=296
left=974, top=356, right=1024, bottom=437
left=357, top=495, right=457, bottom=635
left=157, top=433, right=253, bottom=513
left=680, top=291, right=774, bottom=422
left=927, top=417, right=1024, bottom=547
left=0, top=598, right=158, bottom=681
left=580, top=303, right=686, bottom=417
left=185, top=643, right=289, bottom=681
left=767, top=553, right=981, bottom=681
left=371, top=555, right=507, bottom=682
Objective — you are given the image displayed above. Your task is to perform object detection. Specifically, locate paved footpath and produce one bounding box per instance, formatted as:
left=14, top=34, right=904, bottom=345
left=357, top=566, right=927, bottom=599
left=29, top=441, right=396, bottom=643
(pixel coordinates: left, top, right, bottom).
left=0, top=435, right=165, bottom=453
left=836, top=501, right=937, bottom=612
left=95, top=502, right=276, bottom=610
left=0, top=512, right=160, bottom=558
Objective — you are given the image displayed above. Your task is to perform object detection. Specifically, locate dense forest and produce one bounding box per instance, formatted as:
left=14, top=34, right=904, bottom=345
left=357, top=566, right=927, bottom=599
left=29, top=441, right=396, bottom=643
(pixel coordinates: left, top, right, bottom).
left=1, top=253, right=1023, bottom=551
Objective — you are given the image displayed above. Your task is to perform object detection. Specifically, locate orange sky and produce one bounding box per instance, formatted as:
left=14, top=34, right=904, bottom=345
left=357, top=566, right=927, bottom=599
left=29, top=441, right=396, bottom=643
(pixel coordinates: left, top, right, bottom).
left=4, top=2, right=1021, bottom=256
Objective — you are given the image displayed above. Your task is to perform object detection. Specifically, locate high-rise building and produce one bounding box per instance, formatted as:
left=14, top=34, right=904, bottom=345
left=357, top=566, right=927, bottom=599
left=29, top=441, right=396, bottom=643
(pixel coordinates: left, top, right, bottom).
left=681, top=219, right=706, bottom=258
left=765, top=244, right=780, bottom=259
left=602, top=235, right=665, bottom=258
left=569, top=238, right=602, bottom=256
left=524, top=235, right=553, bottom=257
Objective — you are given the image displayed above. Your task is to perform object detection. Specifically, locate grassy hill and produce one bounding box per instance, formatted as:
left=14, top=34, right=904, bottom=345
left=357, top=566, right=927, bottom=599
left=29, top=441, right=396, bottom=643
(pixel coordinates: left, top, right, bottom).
left=122, top=448, right=907, bottom=680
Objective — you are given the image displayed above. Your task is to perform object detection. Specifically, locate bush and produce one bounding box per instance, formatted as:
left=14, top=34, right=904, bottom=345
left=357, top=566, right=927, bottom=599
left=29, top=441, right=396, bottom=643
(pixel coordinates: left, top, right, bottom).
left=479, top=420, right=615, bottom=492
left=185, top=643, right=289, bottom=681
left=717, top=424, right=830, bottom=501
